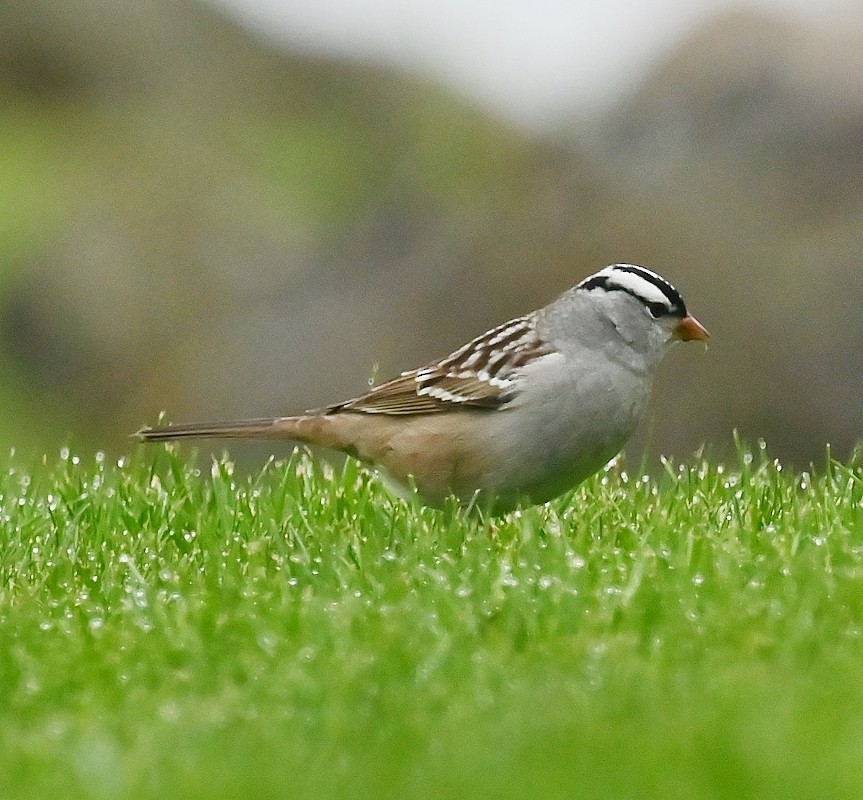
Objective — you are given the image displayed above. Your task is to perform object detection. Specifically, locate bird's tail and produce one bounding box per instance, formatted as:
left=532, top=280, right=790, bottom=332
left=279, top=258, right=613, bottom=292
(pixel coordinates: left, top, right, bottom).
left=134, top=416, right=335, bottom=446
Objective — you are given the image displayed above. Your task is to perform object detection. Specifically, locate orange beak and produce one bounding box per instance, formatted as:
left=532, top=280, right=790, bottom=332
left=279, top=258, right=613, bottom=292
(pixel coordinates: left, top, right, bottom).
left=674, top=314, right=710, bottom=342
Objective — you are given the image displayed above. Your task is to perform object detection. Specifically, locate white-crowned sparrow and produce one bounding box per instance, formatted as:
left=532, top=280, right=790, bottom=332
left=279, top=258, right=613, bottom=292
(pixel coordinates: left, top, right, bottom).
left=137, top=264, right=708, bottom=512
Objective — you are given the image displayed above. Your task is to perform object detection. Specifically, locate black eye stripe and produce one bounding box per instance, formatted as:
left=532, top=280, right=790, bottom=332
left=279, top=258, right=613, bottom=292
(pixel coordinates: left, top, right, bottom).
left=612, top=265, right=686, bottom=315
left=581, top=276, right=667, bottom=313
left=579, top=275, right=609, bottom=292
left=579, top=265, right=687, bottom=318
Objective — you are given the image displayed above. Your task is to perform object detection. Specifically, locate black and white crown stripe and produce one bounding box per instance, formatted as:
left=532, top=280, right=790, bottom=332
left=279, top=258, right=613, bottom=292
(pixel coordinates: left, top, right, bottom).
left=578, top=264, right=687, bottom=318
left=332, top=264, right=689, bottom=416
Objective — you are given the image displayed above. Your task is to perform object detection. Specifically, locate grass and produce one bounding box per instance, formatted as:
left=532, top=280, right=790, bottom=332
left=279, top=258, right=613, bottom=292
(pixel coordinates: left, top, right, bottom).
left=1, top=442, right=862, bottom=799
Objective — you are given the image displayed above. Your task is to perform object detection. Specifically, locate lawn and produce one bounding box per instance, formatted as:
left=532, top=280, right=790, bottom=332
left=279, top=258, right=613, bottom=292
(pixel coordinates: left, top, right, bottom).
left=1, top=443, right=862, bottom=799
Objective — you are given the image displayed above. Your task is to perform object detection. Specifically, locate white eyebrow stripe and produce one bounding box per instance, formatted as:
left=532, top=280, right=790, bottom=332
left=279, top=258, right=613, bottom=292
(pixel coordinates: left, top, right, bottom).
left=606, top=270, right=672, bottom=307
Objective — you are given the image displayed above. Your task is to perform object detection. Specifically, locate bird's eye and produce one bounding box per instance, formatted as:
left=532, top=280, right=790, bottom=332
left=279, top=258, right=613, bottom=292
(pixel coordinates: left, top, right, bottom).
left=646, top=302, right=667, bottom=318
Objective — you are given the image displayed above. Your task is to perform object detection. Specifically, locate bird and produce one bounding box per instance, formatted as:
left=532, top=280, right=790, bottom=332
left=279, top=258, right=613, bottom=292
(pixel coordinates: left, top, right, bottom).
left=136, top=263, right=708, bottom=513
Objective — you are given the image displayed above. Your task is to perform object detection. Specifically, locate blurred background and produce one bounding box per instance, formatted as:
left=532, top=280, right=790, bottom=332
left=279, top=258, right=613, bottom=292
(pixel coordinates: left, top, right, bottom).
left=1, top=0, right=861, bottom=468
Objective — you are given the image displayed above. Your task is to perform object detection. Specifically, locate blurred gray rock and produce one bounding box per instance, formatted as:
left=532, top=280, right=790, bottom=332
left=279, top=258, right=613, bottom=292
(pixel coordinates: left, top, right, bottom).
left=1, top=1, right=861, bottom=469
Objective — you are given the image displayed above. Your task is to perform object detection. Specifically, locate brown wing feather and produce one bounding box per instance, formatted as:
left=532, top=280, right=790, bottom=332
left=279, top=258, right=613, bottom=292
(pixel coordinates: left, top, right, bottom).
left=327, top=369, right=507, bottom=415
left=331, top=372, right=448, bottom=415
left=326, top=314, right=553, bottom=417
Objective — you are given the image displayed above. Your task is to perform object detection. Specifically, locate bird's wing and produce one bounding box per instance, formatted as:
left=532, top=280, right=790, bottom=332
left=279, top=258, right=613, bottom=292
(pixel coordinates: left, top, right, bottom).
left=326, top=315, right=554, bottom=416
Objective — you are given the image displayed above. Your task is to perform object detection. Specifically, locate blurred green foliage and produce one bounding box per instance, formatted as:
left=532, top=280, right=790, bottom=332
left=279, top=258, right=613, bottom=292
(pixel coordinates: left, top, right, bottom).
left=0, top=1, right=861, bottom=465
left=1, top=445, right=863, bottom=798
